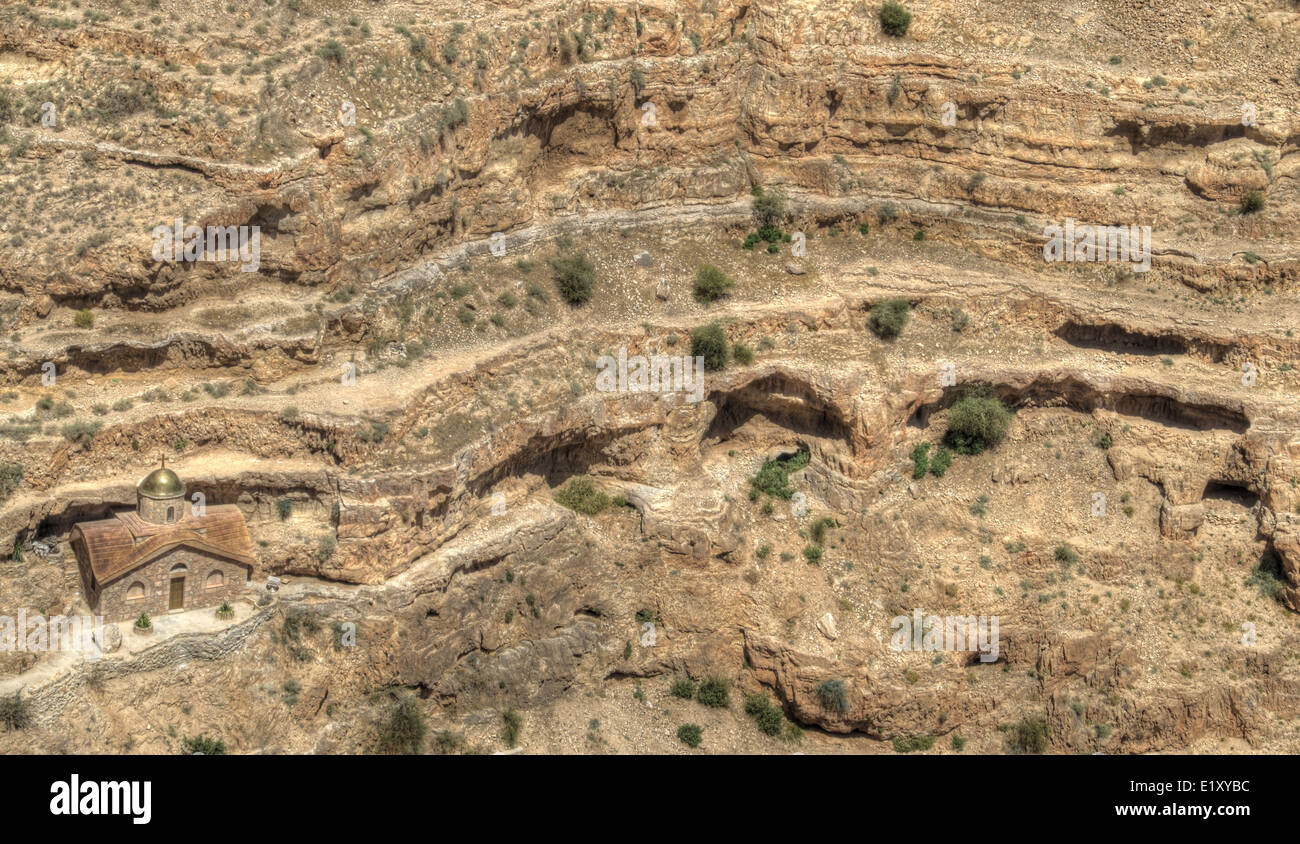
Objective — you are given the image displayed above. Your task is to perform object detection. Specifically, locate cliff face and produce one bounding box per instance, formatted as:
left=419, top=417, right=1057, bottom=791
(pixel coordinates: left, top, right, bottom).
left=3, top=1, right=1297, bottom=310
left=1, top=0, right=1299, bottom=755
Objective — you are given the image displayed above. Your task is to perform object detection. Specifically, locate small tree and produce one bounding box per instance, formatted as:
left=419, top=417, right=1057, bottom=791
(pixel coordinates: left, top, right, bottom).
left=1240, top=190, right=1265, bottom=215
left=690, top=322, right=730, bottom=370
left=550, top=252, right=596, bottom=304
left=868, top=298, right=911, bottom=338
left=752, top=186, right=787, bottom=229
left=134, top=611, right=151, bottom=630
left=693, top=264, right=735, bottom=303
left=1006, top=716, right=1050, bottom=754
left=377, top=695, right=426, bottom=754
left=879, top=1, right=912, bottom=37
left=944, top=391, right=1012, bottom=454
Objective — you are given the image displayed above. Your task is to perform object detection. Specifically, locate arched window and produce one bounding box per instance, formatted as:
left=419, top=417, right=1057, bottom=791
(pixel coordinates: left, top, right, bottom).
left=170, top=563, right=187, bottom=574
left=126, top=582, right=146, bottom=600
left=205, top=570, right=224, bottom=589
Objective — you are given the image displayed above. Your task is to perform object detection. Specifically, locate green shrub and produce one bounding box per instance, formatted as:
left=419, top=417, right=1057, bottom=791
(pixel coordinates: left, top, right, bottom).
left=550, top=252, right=596, bottom=304
left=752, top=186, right=787, bottom=228
left=810, top=515, right=836, bottom=545
left=501, top=708, right=524, bottom=747
left=91, top=81, right=158, bottom=122
left=1005, top=716, right=1050, bottom=754
left=677, top=723, right=703, bottom=748
left=943, top=391, right=1012, bottom=454
left=1246, top=552, right=1286, bottom=602
left=744, top=693, right=785, bottom=736
left=670, top=677, right=698, bottom=699
left=1240, top=190, right=1265, bottom=215
left=0, top=692, right=31, bottom=730
left=1053, top=543, right=1079, bottom=565
left=74, top=309, right=94, bottom=329
left=892, top=734, right=935, bottom=753
left=281, top=609, right=321, bottom=644
left=879, top=1, right=912, bottom=37
left=316, top=39, right=346, bottom=63
left=554, top=477, right=611, bottom=515
left=693, top=264, right=735, bottom=303
left=181, top=734, right=227, bottom=755
left=868, top=298, right=910, bottom=338
left=433, top=730, right=466, bottom=754
left=376, top=695, right=426, bottom=754
left=60, top=420, right=101, bottom=444
left=802, top=544, right=823, bottom=564
left=690, top=322, right=730, bottom=370
left=439, top=98, right=469, bottom=131
left=910, top=442, right=930, bottom=478
left=817, top=679, right=849, bottom=713
left=929, top=447, right=953, bottom=477
left=134, top=612, right=151, bottom=630
left=0, top=462, right=21, bottom=503
left=732, top=343, right=755, bottom=365
left=749, top=450, right=810, bottom=500
left=697, top=677, right=730, bottom=708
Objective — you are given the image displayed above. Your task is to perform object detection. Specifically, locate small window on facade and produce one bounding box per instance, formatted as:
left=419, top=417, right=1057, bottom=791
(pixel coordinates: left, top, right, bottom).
left=205, top=571, right=224, bottom=589
left=166, top=506, right=175, bottom=522
left=126, top=582, right=146, bottom=600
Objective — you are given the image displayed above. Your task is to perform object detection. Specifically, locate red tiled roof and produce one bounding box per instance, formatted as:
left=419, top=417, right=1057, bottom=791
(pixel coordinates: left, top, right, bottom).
left=71, top=505, right=255, bottom=585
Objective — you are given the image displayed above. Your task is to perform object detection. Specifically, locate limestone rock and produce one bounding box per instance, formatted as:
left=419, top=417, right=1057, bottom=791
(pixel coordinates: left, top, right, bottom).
left=1159, top=500, right=1204, bottom=539
left=94, top=624, right=122, bottom=654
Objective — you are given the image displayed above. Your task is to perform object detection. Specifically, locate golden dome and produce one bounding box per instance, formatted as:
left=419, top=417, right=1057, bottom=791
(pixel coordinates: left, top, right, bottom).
left=138, top=465, right=185, bottom=500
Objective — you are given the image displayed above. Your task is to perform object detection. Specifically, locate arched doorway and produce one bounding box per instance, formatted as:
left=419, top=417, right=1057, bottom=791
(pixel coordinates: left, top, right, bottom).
left=168, top=563, right=187, bottom=610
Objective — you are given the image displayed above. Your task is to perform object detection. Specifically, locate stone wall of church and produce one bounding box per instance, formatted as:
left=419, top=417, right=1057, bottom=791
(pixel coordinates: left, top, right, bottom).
left=97, top=547, right=249, bottom=623
left=138, top=494, right=186, bottom=525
